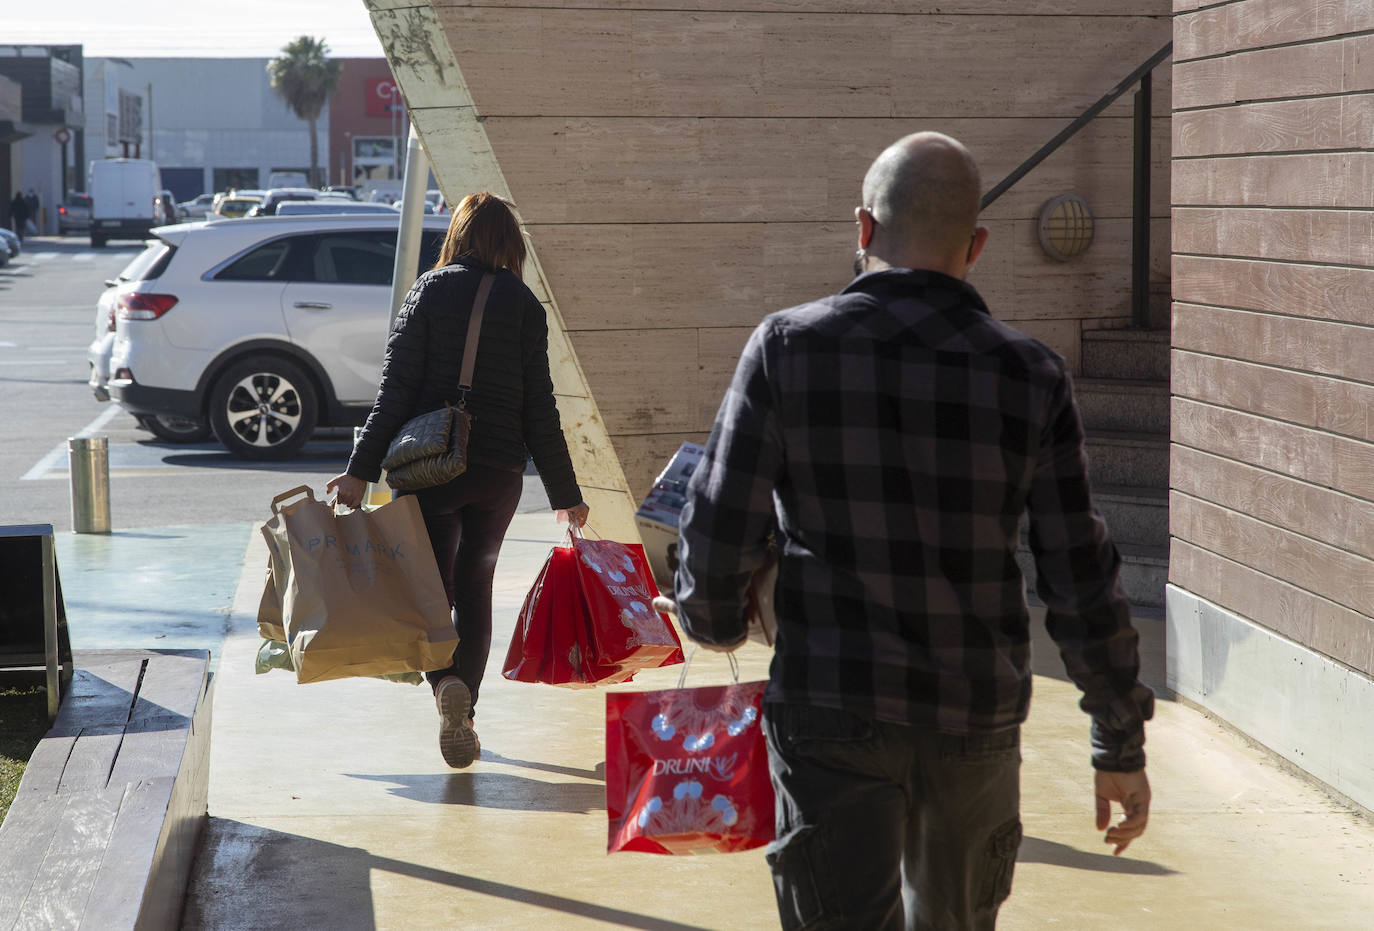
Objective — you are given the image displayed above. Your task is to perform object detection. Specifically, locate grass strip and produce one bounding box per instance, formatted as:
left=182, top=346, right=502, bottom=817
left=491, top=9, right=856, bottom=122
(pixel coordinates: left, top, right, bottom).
left=0, top=686, right=50, bottom=825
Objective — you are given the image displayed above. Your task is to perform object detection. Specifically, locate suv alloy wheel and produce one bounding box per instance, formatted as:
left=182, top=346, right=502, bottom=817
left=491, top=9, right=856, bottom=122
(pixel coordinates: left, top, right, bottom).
left=209, top=356, right=318, bottom=459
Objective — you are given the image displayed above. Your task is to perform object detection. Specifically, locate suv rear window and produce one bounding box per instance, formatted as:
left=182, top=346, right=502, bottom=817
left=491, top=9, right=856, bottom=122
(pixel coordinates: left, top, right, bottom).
left=66, top=194, right=92, bottom=208
left=117, top=241, right=176, bottom=283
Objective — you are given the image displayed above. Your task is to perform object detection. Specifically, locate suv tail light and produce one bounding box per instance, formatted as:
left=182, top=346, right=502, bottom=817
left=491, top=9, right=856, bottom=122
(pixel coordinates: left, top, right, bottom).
left=58, top=206, right=67, bottom=216
left=117, top=292, right=179, bottom=320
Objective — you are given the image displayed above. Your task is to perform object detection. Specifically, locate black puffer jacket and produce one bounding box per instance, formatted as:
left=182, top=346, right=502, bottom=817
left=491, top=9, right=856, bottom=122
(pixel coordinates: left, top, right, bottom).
left=346, top=261, right=582, bottom=509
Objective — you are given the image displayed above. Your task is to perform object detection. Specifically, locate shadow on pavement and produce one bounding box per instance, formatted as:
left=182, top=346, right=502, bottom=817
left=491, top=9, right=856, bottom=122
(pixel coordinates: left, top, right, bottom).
left=347, top=771, right=606, bottom=814
left=184, top=818, right=713, bottom=931
left=159, top=445, right=352, bottom=473
left=480, top=750, right=605, bottom=782
left=1017, top=835, right=1177, bottom=876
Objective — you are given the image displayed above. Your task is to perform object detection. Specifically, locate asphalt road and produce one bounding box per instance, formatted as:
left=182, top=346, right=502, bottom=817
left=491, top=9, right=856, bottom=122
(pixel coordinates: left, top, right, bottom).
left=0, top=235, right=551, bottom=534
left=0, top=236, right=350, bottom=531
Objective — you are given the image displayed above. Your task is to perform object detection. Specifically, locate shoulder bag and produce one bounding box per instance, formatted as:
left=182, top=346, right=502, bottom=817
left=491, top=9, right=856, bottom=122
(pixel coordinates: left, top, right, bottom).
left=380, top=272, right=495, bottom=491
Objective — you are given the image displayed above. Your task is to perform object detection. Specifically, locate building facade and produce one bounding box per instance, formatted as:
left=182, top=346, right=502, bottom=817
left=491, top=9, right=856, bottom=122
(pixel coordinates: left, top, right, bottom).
left=84, top=57, right=329, bottom=202
left=0, top=44, right=85, bottom=235
left=1167, top=0, right=1374, bottom=810
left=328, top=58, right=408, bottom=189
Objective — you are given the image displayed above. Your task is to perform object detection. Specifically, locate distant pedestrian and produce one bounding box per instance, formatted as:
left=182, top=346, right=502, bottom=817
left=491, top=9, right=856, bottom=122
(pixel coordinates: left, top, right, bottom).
left=9, top=191, right=29, bottom=242
left=25, top=188, right=40, bottom=235
left=675, top=131, right=1154, bottom=929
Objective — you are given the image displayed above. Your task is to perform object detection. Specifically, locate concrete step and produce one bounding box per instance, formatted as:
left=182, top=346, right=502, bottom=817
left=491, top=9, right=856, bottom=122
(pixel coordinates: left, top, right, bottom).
left=1076, top=378, right=1169, bottom=435
left=1081, top=328, right=1170, bottom=381
left=1095, top=485, right=1169, bottom=548
left=1085, top=431, right=1169, bottom=488
left=1019, top=486, right=1167, bottom=550
left=1018, top=540, right=1168, bottom=609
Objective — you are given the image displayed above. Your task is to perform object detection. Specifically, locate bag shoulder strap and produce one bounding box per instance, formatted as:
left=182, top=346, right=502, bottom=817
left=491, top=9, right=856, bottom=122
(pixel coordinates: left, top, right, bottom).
left=458, top=272, right=495, bottom=403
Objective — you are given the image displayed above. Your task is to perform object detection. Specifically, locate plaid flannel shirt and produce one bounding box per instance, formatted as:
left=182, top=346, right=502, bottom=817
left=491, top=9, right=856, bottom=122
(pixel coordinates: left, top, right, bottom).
left=674, top=269, right=1153, bottom=771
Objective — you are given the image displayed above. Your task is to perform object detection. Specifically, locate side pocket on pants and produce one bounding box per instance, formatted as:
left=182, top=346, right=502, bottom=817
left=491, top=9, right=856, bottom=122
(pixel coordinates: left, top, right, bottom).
left=765, top=825, right=832, bottom=931
left=978, top=817, right=1023, bottom=910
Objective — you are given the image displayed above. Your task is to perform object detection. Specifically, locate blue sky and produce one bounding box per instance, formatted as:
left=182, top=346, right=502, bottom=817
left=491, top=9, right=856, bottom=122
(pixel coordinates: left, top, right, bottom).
left=9, top=1, right=386, bottom=58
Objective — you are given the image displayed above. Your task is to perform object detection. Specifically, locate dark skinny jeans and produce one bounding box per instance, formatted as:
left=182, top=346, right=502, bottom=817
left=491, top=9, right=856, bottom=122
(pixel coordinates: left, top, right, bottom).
left=402, top=464, right=523, bottom=714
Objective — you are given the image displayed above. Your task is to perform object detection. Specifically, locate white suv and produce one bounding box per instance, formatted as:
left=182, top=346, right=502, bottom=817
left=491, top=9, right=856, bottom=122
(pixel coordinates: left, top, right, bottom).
left=96, top=214, right=452, bottom=459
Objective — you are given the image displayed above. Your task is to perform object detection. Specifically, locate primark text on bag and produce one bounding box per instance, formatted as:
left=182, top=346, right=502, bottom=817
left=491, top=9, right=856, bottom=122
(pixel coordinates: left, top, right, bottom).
left=261, top=486, right=457, bottom=683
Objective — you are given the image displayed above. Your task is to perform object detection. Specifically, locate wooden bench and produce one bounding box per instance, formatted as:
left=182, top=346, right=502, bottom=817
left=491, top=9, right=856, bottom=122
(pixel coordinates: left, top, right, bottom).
left=0, top=649, right=212, bottom=930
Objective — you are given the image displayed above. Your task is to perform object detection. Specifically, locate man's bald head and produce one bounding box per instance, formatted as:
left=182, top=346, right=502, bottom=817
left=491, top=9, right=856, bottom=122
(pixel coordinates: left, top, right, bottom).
left=861, top=132, right=982, bottom=261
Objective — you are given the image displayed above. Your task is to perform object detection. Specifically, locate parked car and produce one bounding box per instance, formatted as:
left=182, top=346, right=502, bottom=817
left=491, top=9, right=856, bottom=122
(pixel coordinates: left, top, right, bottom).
left=274, top=201, right=401, bottom=216
left=212, top=191, right=264, bottom=219
left=178, top=193, right=217, bottom=220
left=88, top=158, right=161, bottom=247
left=57, top=192, right=93, bottom=234
left=244, top=188, right=321, bottom=217
left=88, top=241, right=211, bottom=440
left=100, top=214, right=451, bottom=458
left=0, top=225, right=19, bottom=258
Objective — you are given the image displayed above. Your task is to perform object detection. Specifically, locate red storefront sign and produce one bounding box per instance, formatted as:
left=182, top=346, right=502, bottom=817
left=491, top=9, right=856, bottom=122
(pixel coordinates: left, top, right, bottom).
left=366, top=78, right=403, bottom=117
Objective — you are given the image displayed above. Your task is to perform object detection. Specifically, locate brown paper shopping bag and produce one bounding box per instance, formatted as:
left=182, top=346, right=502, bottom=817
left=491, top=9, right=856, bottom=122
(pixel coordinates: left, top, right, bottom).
left=261, top=486, right=457, bottom=683
left=258, top=559, right=286, bottom=643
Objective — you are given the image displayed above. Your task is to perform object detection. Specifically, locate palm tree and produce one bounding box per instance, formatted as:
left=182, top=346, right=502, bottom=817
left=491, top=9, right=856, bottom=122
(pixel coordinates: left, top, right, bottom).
left=267, top=37, right=342, bottom=187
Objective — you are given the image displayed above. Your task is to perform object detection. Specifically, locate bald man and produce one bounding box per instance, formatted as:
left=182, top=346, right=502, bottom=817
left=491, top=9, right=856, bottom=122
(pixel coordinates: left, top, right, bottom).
left=675, top=132, right=1153, bottom=929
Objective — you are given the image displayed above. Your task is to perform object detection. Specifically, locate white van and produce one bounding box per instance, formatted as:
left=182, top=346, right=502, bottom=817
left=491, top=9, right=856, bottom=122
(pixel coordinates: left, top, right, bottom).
left=88, top=158, right=161, bottom=247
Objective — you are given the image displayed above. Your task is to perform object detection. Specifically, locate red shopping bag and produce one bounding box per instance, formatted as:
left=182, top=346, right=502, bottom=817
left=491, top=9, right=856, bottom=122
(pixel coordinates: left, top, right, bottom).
left=503, top=544, right=557, bottom=683
left=503, top=542, right=636, bottom=688
left=570, top=534, right=684, bottom=673
left=606, top=679, right=775, bottom=855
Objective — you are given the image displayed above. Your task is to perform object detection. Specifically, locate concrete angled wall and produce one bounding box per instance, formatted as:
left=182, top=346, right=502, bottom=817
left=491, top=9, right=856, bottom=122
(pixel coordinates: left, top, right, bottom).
left=368, top=1, right=643, bottom=542
left=372, top=0, right=1173, bottom=503
left=1168, top=0, right=1374, bottom=809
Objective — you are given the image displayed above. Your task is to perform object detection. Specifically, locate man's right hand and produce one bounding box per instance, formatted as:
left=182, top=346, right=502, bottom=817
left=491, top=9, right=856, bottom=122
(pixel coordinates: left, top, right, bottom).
left=1094, top=768, right=1150, bottom=855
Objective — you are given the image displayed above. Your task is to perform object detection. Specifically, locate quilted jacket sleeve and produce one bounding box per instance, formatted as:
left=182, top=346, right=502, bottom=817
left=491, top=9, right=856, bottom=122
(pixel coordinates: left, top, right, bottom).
left=346, top=275, right=433, bottom=483
left=519, top=289, right=582, bottom=509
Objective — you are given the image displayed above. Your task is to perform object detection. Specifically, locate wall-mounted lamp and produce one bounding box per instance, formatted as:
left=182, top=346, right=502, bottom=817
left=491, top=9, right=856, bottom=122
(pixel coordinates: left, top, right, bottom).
left=1037, top=194, right=1094, bottom=261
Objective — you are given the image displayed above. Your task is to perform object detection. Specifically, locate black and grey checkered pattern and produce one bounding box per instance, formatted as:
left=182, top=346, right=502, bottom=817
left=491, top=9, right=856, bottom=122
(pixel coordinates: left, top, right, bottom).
left=675, top=269, right=1152, bottom=771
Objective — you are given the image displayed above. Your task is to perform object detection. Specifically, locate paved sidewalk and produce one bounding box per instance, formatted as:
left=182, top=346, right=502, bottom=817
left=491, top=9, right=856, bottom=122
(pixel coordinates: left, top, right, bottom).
left=181, top=513, right=1374, bottom=929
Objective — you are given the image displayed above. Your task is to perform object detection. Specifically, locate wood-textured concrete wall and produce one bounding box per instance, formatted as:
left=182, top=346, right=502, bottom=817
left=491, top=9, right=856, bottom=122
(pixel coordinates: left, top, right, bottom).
left=376, top=1, right=1171, bottom=503
left=1170, top=0, right=1374, bottom=676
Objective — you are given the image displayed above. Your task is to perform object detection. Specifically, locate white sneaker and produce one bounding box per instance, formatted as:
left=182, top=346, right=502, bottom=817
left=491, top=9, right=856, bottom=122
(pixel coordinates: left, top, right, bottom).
left=435, top=677, right=480, bottom=768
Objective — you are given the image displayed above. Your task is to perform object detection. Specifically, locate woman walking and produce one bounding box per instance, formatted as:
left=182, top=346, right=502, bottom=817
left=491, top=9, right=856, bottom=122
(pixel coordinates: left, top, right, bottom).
left=328, top=192, right=588, bottom=768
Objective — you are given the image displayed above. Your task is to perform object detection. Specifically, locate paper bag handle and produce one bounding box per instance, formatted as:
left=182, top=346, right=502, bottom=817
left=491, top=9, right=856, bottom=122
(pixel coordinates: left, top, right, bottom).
left=270, top=485, right=316, bottom=515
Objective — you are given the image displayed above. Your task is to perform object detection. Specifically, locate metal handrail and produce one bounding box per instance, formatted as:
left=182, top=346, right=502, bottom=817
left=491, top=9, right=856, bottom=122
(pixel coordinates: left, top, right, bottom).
left=980, top=42, right=1173, bottom=211
left=981, top=40, right=1173, bottom=328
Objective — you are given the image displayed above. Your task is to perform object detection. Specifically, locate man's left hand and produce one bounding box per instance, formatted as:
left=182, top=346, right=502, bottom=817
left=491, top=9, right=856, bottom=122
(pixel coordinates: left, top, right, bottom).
left=1094, top=768, right=1151, bottom=855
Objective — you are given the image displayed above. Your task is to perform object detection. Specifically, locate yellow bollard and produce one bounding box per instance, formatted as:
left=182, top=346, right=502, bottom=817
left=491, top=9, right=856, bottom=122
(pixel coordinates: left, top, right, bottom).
left=68, top=436, right=112, bottom=533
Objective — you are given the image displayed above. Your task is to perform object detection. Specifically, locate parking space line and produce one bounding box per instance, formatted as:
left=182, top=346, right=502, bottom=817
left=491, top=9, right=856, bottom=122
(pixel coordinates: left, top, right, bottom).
left=71, top=254, right=96, bottom=263
left=29, top=252, right=58, bottom=262
left=21, top=405, right=123, bottom=481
